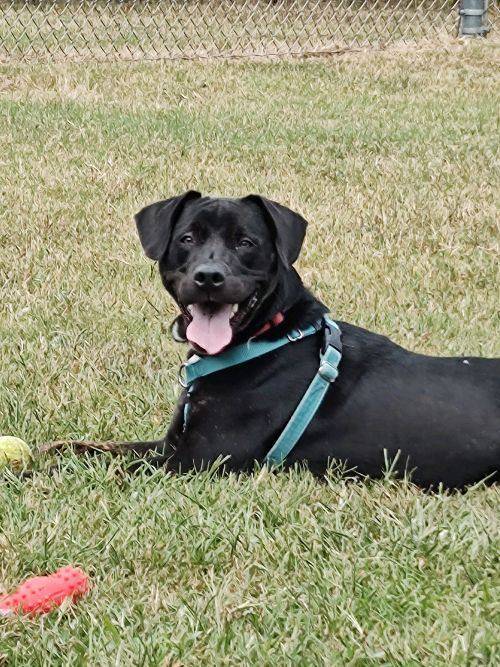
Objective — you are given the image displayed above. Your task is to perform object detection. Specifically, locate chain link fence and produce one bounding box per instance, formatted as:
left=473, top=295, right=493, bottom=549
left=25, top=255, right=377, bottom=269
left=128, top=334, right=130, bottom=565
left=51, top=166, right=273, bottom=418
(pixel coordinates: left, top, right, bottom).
left=0, top=1, right=497, bottom=61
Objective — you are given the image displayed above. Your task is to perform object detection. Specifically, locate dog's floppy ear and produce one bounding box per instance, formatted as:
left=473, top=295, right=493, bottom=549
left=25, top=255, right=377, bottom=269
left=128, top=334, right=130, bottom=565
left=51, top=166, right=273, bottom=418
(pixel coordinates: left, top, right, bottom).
left=243, top=195, right=307, bottom=268
left=134, top=190, right=201, bottom=261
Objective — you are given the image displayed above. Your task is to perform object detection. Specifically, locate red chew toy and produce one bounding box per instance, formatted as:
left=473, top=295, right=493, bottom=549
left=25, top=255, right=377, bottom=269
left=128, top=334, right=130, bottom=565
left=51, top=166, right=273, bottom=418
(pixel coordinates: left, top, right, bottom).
left=0, top=566, right=89, bottom=616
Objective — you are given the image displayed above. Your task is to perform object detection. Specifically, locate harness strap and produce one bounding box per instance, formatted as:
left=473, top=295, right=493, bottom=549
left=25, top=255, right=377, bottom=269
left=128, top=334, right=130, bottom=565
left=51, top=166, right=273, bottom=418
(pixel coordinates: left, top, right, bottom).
left=181, top=321, right=321, bottom=386
left=265, top=327, right=340, bottom=466
left=179, top=314, right=342, bottom=466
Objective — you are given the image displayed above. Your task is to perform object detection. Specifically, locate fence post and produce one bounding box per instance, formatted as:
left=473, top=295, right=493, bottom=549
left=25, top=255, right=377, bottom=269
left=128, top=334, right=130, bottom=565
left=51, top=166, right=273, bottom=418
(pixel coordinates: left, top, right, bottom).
left=459, top=0, right=489, bottom=37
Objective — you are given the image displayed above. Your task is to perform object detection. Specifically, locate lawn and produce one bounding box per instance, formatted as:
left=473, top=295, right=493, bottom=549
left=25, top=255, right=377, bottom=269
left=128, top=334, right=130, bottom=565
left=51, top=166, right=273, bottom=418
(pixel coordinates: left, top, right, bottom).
left=0, top=42, right=499, bottom=664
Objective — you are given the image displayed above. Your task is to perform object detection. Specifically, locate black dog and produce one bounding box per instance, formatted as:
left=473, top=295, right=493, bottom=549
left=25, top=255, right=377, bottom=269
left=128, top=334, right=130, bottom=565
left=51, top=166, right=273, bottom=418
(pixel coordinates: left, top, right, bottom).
left=132, top=191, right=499, bottom=488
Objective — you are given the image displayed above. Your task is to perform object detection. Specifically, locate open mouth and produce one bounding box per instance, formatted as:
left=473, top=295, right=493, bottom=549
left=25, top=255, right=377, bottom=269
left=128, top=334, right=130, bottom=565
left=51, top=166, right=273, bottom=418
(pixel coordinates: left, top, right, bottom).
left=181, top=292, right=259, bottom=355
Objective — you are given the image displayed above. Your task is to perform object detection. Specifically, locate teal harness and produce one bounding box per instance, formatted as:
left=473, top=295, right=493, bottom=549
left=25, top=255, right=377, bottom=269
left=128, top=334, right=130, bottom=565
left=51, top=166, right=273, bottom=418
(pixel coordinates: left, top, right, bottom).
left=179, top=314, right=342, bottom=466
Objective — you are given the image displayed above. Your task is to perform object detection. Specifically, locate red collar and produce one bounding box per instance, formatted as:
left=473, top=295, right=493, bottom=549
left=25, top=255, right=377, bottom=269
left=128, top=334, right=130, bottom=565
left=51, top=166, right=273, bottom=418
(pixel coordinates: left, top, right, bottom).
left=253, top=312, right=285, bottom=338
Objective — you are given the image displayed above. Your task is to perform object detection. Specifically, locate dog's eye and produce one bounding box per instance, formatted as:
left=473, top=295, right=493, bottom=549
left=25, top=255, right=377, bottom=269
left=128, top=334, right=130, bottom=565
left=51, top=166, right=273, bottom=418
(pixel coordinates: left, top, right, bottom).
left=237, top=238, right=255, bottom=249
left=180, top=234, right=194, bottom=244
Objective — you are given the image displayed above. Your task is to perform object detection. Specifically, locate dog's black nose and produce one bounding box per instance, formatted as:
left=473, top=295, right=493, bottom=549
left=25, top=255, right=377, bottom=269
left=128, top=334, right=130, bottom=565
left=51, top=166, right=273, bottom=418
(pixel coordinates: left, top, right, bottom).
left=193, top=264, right=226, bottom=289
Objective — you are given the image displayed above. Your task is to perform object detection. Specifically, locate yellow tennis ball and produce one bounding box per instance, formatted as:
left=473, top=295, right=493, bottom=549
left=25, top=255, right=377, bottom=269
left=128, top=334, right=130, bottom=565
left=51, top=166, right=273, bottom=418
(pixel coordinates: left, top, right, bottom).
left=0, top=436, right=32, bottom=469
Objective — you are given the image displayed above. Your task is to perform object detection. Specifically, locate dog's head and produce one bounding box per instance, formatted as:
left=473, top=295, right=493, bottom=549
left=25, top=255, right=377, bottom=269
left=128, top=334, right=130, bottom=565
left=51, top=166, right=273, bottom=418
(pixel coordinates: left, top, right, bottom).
left=135, top=191, right=307, bottom=355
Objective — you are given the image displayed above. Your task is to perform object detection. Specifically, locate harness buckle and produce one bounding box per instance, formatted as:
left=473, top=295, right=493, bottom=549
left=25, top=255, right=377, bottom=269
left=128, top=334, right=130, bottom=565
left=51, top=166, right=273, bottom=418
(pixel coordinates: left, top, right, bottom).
left=322, top=320, right=342, bottom=355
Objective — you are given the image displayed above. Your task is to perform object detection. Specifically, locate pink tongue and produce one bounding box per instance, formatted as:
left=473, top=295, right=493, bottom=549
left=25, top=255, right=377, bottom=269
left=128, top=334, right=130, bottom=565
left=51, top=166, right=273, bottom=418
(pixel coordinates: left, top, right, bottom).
left=186, top=304, right=234, bottom=355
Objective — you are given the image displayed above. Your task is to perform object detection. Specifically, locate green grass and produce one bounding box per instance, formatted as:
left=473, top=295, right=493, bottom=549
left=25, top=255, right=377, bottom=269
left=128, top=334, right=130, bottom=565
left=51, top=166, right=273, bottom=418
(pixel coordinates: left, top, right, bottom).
left=0, top=44, right=499, bottom=664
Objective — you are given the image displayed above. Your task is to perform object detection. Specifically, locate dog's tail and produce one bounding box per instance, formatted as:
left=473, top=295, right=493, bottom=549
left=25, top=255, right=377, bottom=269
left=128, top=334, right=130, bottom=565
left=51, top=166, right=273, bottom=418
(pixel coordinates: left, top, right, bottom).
left=39, top=439, right=164, bottom=457
left=12, top=440, right=167, bottom=481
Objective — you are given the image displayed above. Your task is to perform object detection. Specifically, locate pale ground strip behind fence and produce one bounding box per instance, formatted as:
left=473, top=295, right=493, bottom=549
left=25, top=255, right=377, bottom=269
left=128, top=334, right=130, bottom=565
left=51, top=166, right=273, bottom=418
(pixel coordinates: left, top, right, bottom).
left=0, top=1, right=498, bottom=61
